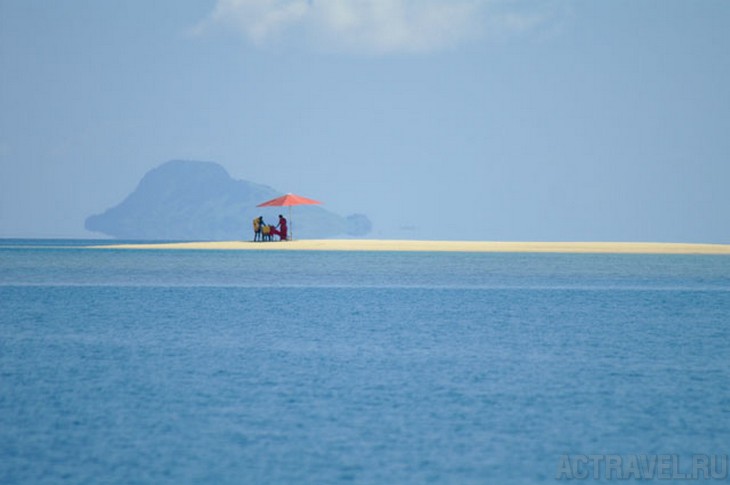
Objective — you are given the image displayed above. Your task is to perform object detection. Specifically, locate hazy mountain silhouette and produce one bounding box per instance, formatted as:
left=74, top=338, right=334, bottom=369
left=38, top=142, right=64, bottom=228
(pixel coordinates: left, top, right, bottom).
left=85, top=160, right=372, bottom=240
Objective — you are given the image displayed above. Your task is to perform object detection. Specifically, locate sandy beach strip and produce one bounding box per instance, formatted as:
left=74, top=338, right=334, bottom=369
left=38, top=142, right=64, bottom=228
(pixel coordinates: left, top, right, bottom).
left=91, top=240, right=730, bottom=254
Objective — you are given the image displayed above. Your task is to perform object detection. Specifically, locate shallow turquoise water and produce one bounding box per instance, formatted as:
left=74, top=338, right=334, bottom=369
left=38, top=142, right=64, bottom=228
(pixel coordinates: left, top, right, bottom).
left=1, top=242, right=729, bottom=483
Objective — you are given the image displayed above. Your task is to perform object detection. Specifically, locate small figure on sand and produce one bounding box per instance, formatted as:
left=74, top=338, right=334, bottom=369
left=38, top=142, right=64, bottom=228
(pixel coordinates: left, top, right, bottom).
left=276, top=214, right=288, bottom=241
left=252, top=216, right=264, bottom=242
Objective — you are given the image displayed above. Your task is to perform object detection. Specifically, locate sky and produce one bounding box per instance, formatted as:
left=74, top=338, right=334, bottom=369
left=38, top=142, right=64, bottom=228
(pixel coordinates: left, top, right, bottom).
left=1, top=0, right=728, bottom=242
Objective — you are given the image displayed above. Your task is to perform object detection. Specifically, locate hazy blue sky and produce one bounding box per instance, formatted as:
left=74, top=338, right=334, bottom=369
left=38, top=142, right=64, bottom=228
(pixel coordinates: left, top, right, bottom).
left=1, top=0, right=728, bottom=241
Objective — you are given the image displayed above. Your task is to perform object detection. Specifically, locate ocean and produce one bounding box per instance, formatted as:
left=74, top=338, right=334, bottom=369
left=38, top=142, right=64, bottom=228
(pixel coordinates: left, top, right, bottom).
left=1, top=240, right=729, bottom=484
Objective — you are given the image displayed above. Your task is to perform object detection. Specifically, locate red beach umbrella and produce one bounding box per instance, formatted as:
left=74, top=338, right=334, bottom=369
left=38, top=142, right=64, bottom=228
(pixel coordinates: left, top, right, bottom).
left=256, top=193, right=322, bottom=240
left=257, top=193, right=322, bottom=208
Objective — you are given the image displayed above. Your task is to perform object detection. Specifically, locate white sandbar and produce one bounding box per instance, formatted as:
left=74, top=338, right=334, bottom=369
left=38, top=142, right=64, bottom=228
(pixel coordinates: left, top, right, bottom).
left=92, top=240, right=730, bottom=254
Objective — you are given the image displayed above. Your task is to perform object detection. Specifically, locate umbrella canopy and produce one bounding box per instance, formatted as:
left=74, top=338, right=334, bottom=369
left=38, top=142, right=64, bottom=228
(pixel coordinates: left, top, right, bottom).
left=257, top=193, right=322, bottom=207
left=256, top=193, right=322, bottom=240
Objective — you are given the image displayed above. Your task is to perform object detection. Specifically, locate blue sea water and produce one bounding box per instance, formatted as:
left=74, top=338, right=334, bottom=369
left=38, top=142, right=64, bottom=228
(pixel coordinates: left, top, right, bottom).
left=1, top=240, right=729, bottom=484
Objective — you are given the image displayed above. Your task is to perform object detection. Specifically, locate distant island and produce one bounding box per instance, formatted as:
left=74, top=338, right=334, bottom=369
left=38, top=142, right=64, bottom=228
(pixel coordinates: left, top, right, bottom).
left=85, top=160, right=372, bottom=240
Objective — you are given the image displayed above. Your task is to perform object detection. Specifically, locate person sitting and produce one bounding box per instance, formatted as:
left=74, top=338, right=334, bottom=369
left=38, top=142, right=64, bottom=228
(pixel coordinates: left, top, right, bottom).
left=277, top=214, right=288, bottom=241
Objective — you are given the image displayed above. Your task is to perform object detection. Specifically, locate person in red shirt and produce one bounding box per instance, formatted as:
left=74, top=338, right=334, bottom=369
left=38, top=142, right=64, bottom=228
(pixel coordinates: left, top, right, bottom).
left=277, top=214, right=288, bottom=241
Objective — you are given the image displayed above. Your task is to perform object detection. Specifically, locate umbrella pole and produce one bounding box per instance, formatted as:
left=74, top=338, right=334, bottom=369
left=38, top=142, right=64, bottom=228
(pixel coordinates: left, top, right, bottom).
left=289, top=205, right=292, bottom=241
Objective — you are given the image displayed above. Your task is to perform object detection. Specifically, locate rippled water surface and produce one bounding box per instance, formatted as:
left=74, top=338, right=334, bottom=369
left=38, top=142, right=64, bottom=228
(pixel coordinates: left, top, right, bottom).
left=1, top=241, right=729, bottom=484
